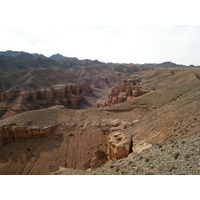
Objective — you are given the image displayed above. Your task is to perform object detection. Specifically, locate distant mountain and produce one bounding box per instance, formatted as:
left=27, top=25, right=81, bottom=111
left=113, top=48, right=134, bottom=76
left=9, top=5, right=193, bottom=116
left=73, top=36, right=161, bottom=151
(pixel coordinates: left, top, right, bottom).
left=31, top=53, right=46, bottom=58
left=0, top=50, right=27, bottom=58
left=0, top=50, right=45, bottom=58
left=50, top=53, right=78, bottom=61
left=0, top=50, right=197, bottom=73
left=50, top=53, right=108, bottom=69
left=0, top=51, right=62, bottom=70
left=160, top=61, right=179, bottom=68
left=0, top=51, right=108, bottom=69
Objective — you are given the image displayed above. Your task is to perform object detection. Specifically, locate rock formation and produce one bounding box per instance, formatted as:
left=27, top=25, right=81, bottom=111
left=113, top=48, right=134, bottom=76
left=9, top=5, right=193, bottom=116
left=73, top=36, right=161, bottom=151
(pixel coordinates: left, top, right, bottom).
left=95, top=79, right=149, bottom=108
left=107, top=131, right=131, bottom=161
left=0, top=82, right=92, bottom=119
left=0, top=124, right=58, bottom=148
left=0, top=115, right=134, bottom=174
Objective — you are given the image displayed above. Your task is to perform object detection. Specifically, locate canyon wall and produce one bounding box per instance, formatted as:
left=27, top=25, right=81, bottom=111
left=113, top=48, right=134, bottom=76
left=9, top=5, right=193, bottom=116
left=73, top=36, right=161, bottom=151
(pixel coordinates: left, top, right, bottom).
left=0, top=82, right=92, bottom=119
left=95, top=79, right=149, bottom=107
left=0, top=124, right=58, bottom=148
left=0, top=115, right=135, bottom=174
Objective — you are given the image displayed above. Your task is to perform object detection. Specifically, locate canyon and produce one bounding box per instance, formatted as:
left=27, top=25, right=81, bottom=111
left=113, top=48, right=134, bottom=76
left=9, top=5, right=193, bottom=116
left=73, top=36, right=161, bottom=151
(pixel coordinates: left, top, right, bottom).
left=0, top=51, right=200, bottom=175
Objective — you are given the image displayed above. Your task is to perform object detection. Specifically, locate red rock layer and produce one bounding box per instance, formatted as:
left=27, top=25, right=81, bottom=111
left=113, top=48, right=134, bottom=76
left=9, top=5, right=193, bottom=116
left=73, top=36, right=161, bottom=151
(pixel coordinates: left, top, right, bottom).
left=95, top=79, right=149, bottom=107
left=0, top=82, right=92, bottom=119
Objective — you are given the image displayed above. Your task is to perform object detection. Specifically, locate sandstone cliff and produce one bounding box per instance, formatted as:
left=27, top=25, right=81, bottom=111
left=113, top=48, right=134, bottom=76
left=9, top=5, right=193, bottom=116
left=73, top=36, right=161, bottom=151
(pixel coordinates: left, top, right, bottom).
left=0, top=82, right=92, bottom=119
left=95, top=79, right=149, bottom=107
left=0, top=110, right=134, bottom=174
left=0, top=124, right=58, bottom=148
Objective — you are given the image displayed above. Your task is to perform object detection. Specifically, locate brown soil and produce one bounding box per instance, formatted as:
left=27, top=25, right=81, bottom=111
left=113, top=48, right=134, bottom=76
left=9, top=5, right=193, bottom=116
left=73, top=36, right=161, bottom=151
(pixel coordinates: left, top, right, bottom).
left=0, top=68, right=200, bottom=175
left=54, top=133, right=200, bottom=175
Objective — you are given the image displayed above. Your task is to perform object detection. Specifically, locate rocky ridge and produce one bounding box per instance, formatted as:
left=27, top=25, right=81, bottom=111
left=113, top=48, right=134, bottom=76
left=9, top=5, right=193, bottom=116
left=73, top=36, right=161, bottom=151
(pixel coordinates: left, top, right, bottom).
left=95, top=79, right=149, bottom=107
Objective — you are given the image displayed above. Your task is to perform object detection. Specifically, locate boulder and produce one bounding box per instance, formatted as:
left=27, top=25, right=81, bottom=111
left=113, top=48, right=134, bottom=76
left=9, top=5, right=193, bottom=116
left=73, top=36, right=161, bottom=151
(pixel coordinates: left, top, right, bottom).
left=107, top=132, right=131, bottom=161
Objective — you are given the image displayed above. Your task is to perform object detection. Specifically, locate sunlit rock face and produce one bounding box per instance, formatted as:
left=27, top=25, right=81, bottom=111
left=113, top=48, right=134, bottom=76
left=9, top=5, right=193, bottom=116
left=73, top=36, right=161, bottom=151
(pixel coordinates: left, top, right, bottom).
left=95, top=79, right=149, bottom=108
left=0, top=82, right=92, bottom=119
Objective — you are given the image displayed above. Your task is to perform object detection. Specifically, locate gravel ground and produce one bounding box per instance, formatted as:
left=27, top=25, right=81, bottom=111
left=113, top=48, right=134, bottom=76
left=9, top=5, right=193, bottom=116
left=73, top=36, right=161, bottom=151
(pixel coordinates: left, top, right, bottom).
left=54, top=133, right=200, bottom=175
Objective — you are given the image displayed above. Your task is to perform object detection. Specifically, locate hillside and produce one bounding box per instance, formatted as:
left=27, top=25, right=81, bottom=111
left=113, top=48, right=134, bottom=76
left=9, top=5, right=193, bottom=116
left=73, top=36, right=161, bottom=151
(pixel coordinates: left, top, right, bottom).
left=0, top=64, right=199, bottom=175
left=0, top=51, right=125, bottom=119
left=54, top=133, right=200, bottom=175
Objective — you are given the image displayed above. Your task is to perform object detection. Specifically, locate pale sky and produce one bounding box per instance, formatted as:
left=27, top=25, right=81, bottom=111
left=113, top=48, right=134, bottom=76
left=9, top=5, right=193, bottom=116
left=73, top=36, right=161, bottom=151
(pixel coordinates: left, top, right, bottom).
left=1, top=0, right=200, bottom=65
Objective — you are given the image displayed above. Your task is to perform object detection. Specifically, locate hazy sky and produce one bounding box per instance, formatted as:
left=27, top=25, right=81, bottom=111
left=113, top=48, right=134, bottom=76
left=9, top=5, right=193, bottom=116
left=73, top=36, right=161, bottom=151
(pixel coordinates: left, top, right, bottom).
left=1, top=0, right=200, bottom=65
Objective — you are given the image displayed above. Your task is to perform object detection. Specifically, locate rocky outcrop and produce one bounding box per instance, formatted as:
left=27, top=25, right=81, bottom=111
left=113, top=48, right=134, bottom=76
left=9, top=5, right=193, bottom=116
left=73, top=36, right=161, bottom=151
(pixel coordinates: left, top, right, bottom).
left=1, top=82, right=91, bottom=108
left=132, top=140, right=152, bottom=154
left=95, top=79, right=149, bottom=108
left=85, top=118, right=133, bottom=162
left=0, top=82, right=92, bottom=119
left=107, top=132, right=131, bottom=161
left=0, top=124, right=58, bottom=147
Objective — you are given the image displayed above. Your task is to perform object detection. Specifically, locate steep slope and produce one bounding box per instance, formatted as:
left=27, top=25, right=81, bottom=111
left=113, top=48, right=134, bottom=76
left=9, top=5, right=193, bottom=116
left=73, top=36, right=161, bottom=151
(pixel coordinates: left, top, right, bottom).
left=54, top=133, right=200, bottom=175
